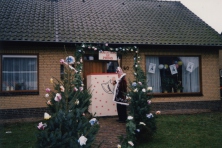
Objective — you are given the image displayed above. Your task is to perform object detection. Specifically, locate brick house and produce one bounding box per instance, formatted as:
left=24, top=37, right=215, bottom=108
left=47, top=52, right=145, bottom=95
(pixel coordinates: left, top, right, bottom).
left=0, top=0, right=222, bottom=119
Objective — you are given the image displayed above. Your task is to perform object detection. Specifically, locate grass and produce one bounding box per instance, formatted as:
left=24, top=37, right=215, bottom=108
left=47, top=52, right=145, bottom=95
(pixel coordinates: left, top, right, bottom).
left=138, top=112, right=222, bottom=148
left=0, top=112, right=222, bottom=148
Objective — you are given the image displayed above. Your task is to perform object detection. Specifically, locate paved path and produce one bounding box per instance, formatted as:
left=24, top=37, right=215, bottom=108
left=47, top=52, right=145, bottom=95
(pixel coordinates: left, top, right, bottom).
left=92, top=116, right=126, bottom=148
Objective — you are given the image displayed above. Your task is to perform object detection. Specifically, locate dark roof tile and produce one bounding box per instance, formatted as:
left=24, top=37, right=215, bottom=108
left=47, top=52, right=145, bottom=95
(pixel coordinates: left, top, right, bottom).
left=0, top=0, right=221, bottom=46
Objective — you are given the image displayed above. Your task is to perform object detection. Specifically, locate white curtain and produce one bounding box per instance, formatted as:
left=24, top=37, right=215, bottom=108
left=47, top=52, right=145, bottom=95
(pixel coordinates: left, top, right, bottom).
left=179, top=57, right=200, bottom=92
left=146, top=57, right=161, bottom=93
left=2, top=55, right=37, bottom=91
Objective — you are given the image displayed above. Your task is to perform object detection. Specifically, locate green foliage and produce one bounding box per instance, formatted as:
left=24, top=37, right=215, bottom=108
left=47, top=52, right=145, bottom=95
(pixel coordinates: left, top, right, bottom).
left=119, top=51, right=157, bottom=147
left=36, top=50, right=99, bottom=148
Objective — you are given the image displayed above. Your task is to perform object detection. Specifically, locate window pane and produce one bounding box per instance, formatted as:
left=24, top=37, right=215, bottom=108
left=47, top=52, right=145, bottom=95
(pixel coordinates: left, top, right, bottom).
left=146, top=56, right=200, bottom=93
left=2, top=55, right=38, bottom=91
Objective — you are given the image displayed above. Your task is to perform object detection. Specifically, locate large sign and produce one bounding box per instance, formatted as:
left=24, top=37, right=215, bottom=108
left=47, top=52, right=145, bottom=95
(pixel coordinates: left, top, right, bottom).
left=99, top=51, right=117, bottom=60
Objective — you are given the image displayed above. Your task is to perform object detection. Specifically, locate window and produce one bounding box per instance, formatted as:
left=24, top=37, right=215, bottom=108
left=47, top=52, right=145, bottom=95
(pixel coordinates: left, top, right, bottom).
left=1, top=55, right=38, bottom=94
left=146, top=56, right=201, bottom=95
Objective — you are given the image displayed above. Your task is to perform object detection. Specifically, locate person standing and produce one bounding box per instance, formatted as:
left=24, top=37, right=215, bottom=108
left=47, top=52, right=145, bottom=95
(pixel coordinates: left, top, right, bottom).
left=114, top=67, right=127, bottom=123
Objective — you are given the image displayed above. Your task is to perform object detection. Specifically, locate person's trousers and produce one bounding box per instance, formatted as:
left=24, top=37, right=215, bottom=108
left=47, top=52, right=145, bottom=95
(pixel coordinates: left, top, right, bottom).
left=117, top=104, right=127, bottom=121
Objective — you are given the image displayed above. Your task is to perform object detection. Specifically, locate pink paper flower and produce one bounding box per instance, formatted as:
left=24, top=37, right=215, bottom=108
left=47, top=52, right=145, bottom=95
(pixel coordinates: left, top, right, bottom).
left=54, top=93, right=62, bottom=101
left=60, top=59, right=65, bottom=64
left=45, top=88, right=51, bottom=93
left=79, top=87, right=84, bottom=91
left=37, top=122, right=47, bottom=130
left=74, top=87, right=78, bottom=91
left=60, top=85, right=65, bottom=92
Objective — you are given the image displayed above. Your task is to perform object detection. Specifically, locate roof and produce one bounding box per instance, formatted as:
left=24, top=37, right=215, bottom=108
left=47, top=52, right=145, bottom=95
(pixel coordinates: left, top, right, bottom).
left=0, top=0, right=222, bottom=46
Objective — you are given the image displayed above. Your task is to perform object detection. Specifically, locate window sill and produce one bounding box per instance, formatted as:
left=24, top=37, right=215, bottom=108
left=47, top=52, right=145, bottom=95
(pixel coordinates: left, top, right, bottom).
left=150, top=92, right=203, bottom=97
left=0, top=91, right=39, bottom=96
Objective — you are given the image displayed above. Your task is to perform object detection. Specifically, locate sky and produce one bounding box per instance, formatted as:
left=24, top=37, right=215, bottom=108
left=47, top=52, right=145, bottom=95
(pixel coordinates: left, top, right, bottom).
left=165, top=0, right=222, bottom=34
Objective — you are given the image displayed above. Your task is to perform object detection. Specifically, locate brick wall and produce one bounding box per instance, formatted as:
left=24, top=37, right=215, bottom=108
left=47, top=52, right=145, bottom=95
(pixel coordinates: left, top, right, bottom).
left=0, top=44, right=221, bottom=118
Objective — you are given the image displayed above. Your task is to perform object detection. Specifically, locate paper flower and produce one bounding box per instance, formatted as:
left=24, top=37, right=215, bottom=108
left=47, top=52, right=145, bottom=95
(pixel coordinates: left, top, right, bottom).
left=37, top=122, right=47, bottom=130
left=142, top=88, right=146, bottom=92
left=54, top=93, right=62, bottom=102
left=66, top=56, right=75, bottom=64
left=44, top=112, right=51, bottom=120
left=135, top=64, right=138, bottom=67
left=75, top=99, right=79, bottom=105
left=45, top=88, right=50, bottom=93
left=147, top=87, right=152, bottom=91
left=74, top=87, right=78, bottom=91
left=136, top=129, right=140, bottom=132
left=78, top=135, right=87, bottom=146
left=156, top=111, right=161, bottom=115
left=60, top=59, right=65, bottom=64
left=89, top=118, right=97, bottom=125
left=133, top=88, right=138, bottom=92
left=132, top=82, right=137, bottom=87
left=146, top=113, right=154, bottom=118
left=79, top=87, right=84, bottom=91
left=47, top=100, right=52, bottom=105
left=60, top=85, right=65, bottom=92
left=138, top=82, right=142, bottom=85
left=45, top=93, right=49, bottom=98
left=50, top=78, right=53, bottom=83
left=147, top=100, right=151, bottom=104
left=128, top=141, right=134, bottom=146
left=117, top=144, right=121, bottom=148
left=139, top=122, right=146, bottom=126
left=127, top=116, right=133, bottom=120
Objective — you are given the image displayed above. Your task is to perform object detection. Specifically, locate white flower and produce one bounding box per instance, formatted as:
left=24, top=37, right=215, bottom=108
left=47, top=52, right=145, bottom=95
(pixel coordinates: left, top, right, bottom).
left=54, top=93, right=62, bottom=102
left=135, top=64, right=138, bottom=67
left=127, top=116, right=133, bottom=120
left=136, top=129, right=140, bottom=132
left=133, top=88, right=138, bottom=92
left=44, top=112, right=51, bottom=120
left=117, top=144, right=121, bottom=148
left=142, top=88, right=146, bottom=92
left=146, top=113, right=154, bottom=118
left=134, top=73, right=137, bottom=75
left=60, top=85, right=65, bottom=92
left=138, top=82, right=142, bottom=85
left=128, top=141, right=134, bottom=146
left=78, top=135, right=87, bottom=146
left=147, top=87, right=152, bottom=91
left=147, top=100, right=151, bottom=104
left=89, top=118, right=97, bottom=125
left=45, top=93, right=49, bottom=98
left=79, top=87, right=84, bottom=91
left=139, top=122, right=146, bottom=126
left=75, top=99, right=79, bottom=105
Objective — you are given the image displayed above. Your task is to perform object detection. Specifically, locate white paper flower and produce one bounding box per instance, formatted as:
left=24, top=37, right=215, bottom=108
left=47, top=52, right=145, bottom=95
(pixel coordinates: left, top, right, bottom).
left=89, top=118, right=97, bottom=125
left=133, top=88, right=138, bottom=92
left=75, top=99, right=79, bottom=105
left=146, top=113, right=154, bottom=118
left=45, top=93, right=49, bottom=98
left=147, top=87, right=152, bottom=91
left=78, top=135, right=87, bottom=146
left=138, top=82, right=142, bottom=85
left=117, top=144, right=121, bottom=148
left=132, top=82, right=137, bottom=87
left=128, top=141, right=134, bottom=146
left=139, top=122, right=146, bottom=126
left=142, top=88, right=146, bottom=92
left=60, top=85, right=65, bottom=92
left=147, top=100, right=151, bottom=104
left=136, top=129, right=140, bottom=132
left=54, top=93, right=62, bottom=102
left=44, top=112, right=51, bottom=120
left=127, top=116, right=133, bottom=120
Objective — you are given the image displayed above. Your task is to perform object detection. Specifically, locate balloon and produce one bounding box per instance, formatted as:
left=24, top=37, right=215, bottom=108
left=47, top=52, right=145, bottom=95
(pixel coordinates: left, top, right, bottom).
left=158, top=64, right=164, bottom=69
left=178, top=61, right=183, bottom=65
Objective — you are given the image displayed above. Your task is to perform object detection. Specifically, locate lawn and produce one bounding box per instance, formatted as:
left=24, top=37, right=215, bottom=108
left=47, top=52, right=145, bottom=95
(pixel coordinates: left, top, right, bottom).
left=1, top=112, right=222, bottom=148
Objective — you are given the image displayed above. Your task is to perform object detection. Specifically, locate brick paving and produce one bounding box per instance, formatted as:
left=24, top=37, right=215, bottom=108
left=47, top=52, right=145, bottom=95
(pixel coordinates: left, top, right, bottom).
left=92, top=116, right=126, bottom=148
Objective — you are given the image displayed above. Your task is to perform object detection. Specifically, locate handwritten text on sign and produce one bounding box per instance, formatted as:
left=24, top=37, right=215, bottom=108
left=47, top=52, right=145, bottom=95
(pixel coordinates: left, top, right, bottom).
left=99, top=51, right=117, bottom=61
